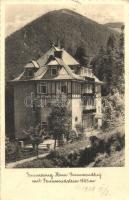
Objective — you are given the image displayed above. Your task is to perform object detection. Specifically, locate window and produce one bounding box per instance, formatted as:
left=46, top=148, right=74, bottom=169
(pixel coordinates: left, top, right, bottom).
left=51, top=67, right=57, bottom=76
left=37, top=82, right=47, bottom=94
left=61, top=85, right=67, bottom=93
left=67, top=82, right=71, bottom=94
left=40, top=84, right=47, bottom=94
left=86, top=84, right=92, bottom=93
left=61, top=82, right=67, bottom=93
left=26, top=69, right=33, bottom=77
left=32, top=101, right=36, bottom=112
left=88, top=85, right=90, bottom=93
left=83, top=97, right=87, bottom=106
left=91, top=98, right=94, bottom=106
left=87, top=97, right=90, bottom=105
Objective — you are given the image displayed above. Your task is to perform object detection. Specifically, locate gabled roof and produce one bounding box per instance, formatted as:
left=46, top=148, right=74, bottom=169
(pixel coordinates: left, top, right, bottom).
left=24, top=45, right=79, bottom=68
left=37, top=45, right=79, bottom=67
left=31, top=57, right=84, bottom=81
left=60, top=48, right=79, bottom=66
left=11, top=45, right=102, bottom=84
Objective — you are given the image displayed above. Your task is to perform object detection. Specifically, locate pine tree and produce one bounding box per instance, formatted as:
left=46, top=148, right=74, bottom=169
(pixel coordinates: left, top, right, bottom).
left=111, top=25, right=124, bottom=93
left=92, top=30, right=124, bottom=95
left=75, top=46, right=89, bottom=66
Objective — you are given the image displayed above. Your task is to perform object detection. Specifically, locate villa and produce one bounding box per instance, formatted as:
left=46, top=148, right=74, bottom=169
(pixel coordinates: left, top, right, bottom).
left=11, top=44, right=103, bottom=138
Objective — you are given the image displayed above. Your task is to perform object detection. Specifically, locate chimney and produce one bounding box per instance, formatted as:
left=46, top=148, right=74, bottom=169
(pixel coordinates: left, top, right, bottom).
left=54, top=50, right=63, bottom=59
left=55, top=38, right=61, bottom=49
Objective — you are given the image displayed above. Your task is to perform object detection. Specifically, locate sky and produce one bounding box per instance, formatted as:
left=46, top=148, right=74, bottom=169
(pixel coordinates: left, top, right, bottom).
left=5, top=2, right=124, bottom=37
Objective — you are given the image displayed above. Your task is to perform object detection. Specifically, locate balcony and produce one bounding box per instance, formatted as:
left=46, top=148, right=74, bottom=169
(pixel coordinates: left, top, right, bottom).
left=82, top=104, right=96, bottom=114
left=81, top=83, right=95, bottom=95
left=83, top=105, right=96, bottom=110
left=80, top=67, right=93, bottom=78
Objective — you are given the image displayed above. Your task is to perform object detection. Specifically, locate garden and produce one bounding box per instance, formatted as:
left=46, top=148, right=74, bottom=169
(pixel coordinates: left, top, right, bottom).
left=15, top=125, right=125, bottom=168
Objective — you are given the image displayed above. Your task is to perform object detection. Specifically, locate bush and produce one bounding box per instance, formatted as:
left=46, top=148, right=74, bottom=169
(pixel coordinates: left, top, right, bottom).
left=5, top=138, right=21, bottom=162
left=102, top=91, right=124, bottom=130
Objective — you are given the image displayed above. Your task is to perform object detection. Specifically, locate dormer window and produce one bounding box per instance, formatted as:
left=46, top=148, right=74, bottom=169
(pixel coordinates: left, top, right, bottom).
left=51, top=67, right=57, bottom=76
left=25, top=69, right=33, bottom=78
left=28, top=70, right=33, bottom=77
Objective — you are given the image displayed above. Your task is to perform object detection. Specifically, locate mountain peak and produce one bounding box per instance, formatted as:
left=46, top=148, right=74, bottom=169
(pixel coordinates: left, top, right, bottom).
left=6, top=9, right=118, bottom=81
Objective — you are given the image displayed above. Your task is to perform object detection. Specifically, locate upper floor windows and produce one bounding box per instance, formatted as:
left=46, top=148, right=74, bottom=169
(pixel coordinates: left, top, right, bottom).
left=37, top=82, right=47, bottom=94
left=37, top=82, right=68, bottom=95
left=25, top=69, right=34, bottom=78
left=61, top=83, right=67, bottom=94
left=51, top=67, right=57, bottom=76
left=80, top=67, right=93, bottom=77
left=82, top=84, right=93, bottom=94
left=37, top=81, right=83, bottom=95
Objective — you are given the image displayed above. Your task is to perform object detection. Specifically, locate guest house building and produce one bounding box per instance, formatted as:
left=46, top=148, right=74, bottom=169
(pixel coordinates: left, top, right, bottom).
left=11, top=45, right=103, bottom=138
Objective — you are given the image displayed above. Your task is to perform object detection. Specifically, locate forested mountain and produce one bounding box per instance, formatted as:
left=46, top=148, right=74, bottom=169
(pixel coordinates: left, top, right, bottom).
left=5, top=9, right=118, bottom=81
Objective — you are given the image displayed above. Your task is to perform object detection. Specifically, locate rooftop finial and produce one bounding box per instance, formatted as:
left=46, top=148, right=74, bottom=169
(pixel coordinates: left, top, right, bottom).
left=55, top=37, right=61, bottom=49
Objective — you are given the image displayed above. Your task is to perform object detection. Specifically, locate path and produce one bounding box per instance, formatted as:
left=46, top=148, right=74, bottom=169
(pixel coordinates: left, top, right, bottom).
left=6, top=152, right=50, bottom=168
left=6, top=139, right=55, bottom=168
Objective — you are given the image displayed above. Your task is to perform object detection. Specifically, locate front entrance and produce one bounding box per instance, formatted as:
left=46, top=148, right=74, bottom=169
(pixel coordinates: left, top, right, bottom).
left=82, top=114, right=94, bottom=129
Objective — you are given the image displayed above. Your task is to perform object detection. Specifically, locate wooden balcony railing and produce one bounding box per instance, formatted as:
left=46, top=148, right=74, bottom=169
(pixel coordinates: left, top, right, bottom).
left=82, top=105, right=96, bottom=110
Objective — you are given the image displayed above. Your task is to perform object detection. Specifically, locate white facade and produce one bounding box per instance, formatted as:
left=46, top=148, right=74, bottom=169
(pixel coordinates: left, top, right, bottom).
left=71, top=97, right=82, bottom=130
